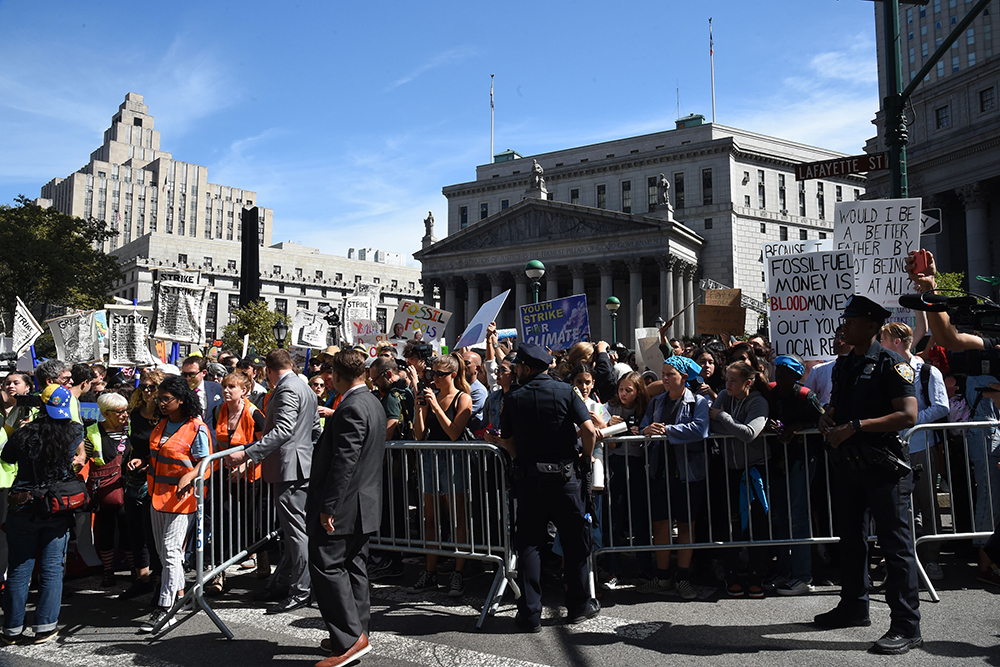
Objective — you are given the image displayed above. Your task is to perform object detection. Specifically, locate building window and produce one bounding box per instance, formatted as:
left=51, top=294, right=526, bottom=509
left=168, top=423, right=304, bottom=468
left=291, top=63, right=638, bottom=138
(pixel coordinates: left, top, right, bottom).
left=798, top=181, right=806, bottom=217
left=275, top=299, right=287, bottom=316
left=354, top=275, right=361, bottom=283
left=501, top=199, right=509, bottom=210
left=228, top=259, right=237, bottom=270
left=757, top=170, right=766, bottom=209
left=203, top=257, right=212, bottom=267
left=278, top=285, right=284, bottom=294
left=647, top=176, right=658, bottom=212
left=315, top=270, right=324, bottom=279
left=295, top=268, right=303, bottom=277
left=480, top=203, right=488, bottom=220
left=854, top=189, right=860, bottom=200
left=335, top=273, right=343, bottom=282
left=570, top=188, right=579, bottom=205
left=922, top=42, right=929, bottom=57
left=273, top=265, right=281, bottom=274
left=799, top=229, right=808, bottom=240
left=969, top=51, right=977, bottom=66
left=597, top=184, right=607, bottom=209
left=982, top=87, right=996, bottom=111
left=937, top=61, right=945, bottom=77
left=704, top=218, right=713, bottom=230
left=760, top=223, right=767, bottom=234
left=952, top=55, right=960, bottom=72
left=907, top=7, right=913, bottom=23
left=460, top=206, right=468, bottom=229
left=745, top=195, right=752, bottom=207
left=909, top=46, right=915, bottom=64
left=373, top=277, right=380, bottom=284
left=968, top=27, right=975, bottom=45
left=819, top=232, right=827, bottom=239
left=178, top=253, right=187, bottom=264
left=297, top=300, right=309, bottom=311
left=936, top=105, right=950, bottom=128
left=674, top=173, right=685, bottom=208
left=391, top=279, right=398, bottom=289
left=779, top=226, right=788, bottom=241
left=546, top=192, right=554, bottom=201
left=701, top=169, right=713, bottom=205
left=817, top=182, right=825, bottom=220
left=778, top=174, right=787, bottom=212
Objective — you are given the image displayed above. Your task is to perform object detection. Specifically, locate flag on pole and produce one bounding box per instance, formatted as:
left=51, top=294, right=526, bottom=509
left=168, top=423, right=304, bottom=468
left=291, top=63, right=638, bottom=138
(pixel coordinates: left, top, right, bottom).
left=710, top=17, right=713, bottom=56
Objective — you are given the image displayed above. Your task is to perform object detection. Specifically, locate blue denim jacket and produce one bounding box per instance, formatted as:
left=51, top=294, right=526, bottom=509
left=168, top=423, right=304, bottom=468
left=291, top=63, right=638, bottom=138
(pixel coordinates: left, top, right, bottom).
left=640, top=388, right=710, bottom=483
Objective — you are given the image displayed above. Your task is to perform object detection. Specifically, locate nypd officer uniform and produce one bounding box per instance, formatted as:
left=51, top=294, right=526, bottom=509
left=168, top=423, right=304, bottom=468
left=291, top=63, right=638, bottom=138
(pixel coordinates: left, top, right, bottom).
left=816, top=295, right=922, bottom=655
left=499, top=343, right=600, bottom=631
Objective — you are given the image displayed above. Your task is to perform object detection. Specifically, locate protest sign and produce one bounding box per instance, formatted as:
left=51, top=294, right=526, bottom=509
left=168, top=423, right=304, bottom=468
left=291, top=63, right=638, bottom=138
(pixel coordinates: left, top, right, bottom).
left=761, top=239, right=833, bottom=261
left=343, top=295, right=374, bottom=338
left=47, top=311, right=101, bottom=364
left=834, top=198, right=920, bottom=307
left=519, top=294, right=590, bottom=352
left=106, top=304, right=157, bottom=367
left=94, top=310, right=109, bottom=357
left=389, top=300, right=451, bottom=343
left=345, top=318, right=380, bottom=345
left=291, top=309, right=329, bottom=349
left=634, top=327, right=665, bottom=373
left=704, top=289, right=741, bottom=307
left=151, top=281, right=209, bottom=344
left=457, top=290, right=509, bottom=349
left=152, top=267, right=200, bottom=284
left=767, top=250, right=854, bottom=360
left=695, top=305, right=747, bottom=336
left=12, top=296, right=43, bottom=356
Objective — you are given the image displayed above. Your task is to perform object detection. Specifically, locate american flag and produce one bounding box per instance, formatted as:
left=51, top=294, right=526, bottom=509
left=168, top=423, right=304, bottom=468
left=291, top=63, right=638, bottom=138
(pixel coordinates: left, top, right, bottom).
left=709, top=18, right=713, bottom=56
left=490, top=74, right=494, bottom=111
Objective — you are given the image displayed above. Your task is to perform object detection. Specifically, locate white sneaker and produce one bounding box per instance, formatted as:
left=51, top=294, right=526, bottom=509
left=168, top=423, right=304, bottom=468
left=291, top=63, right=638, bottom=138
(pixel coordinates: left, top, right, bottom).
left=924, top=562, right=944, bottom=581
left=600, top=575, right=621, bottom=591
left=139, top=608, right=176, bottom=633
left=776, top=578, right=815, bottom=596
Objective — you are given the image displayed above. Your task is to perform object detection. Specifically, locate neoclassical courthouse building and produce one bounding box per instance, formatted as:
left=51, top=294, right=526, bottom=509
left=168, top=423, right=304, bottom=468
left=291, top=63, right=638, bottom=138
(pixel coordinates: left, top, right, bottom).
left=417, top=118, right=867, bottom=347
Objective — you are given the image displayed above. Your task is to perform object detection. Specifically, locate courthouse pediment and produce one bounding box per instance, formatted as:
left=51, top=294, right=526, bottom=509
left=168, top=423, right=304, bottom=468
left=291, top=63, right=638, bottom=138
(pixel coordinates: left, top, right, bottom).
left=416, top=199, right=680, bottom=260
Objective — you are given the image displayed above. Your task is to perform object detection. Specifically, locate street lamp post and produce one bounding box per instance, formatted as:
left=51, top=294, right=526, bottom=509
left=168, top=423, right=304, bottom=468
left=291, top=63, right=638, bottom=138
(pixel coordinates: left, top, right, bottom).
left=525, top=260, right=545, bottom=304
left=272, top=319, right=288, bottom=349
left=605, top=296, right=621, bottom=346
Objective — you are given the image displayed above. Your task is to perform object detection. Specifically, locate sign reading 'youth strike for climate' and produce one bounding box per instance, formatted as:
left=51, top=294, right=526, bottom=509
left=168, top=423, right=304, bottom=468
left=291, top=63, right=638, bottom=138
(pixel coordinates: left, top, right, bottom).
left=834, top=198, right=921, bottom=308
left=519, top=294, right=590, bottom=352
left=767, top=250, right=855, bottom=361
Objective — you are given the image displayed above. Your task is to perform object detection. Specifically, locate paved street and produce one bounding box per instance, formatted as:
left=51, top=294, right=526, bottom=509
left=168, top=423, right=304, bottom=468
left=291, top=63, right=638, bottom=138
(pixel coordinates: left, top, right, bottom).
left=1, top=554, right=997, bottom=667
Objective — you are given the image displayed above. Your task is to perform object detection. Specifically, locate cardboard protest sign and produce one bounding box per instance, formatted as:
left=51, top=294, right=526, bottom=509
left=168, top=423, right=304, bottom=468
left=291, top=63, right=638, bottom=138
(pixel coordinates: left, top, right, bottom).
left=634, top=327, right=665, bottom=372
left=12, top=296, right=43, bottom=356
left=342, top=296, right=374, bottom=341
left=152, top=267, right=200, bottom=285
left=354, top=336, right=403, bottom=359
left=704, top=289, right=741, bottom=307
left=345, top=318, right=380, bottom=346
left=151, top=281, right=209, bottom=344
left=389, top=300, right=451, bottom=343
left=761, top=239, right=833, bottom=261
left=106, top=304, right=157, bottom=367
left=47, top=311, right=101, bottom=364
left=94, top=310, right=109, bottom=357
left=457, top=290, right=509, bottom=349
left=292, top=309, right=329, bottom=349
left=767, top=250, right=854, bottom=360
left=695, top=305, right=747, bottom=336
left=834, top=198, right=920, bottom=307
left=519, top=294, right=590, bottom=352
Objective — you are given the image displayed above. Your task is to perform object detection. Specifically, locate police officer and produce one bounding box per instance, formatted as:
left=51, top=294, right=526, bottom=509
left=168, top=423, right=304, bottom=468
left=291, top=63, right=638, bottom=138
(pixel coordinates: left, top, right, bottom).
left=499, top=343, right=599, bottom=632
left=816, top=295, right=921, bottom=654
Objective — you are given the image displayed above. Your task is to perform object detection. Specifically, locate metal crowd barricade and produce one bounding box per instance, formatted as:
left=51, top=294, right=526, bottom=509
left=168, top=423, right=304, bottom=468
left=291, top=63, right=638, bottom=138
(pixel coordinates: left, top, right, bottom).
left=902, top=419, right=1000, bottom=602
left=369, top=440, right=519, bottom=628
left=150, top=445, right=279, bottom=639
left=595, top=430, right=839, bottom=572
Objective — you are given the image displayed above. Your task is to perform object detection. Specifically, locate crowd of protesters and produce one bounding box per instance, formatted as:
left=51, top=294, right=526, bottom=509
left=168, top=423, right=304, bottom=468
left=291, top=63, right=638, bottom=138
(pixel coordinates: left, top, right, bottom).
left=0, top=298, right=999, bottom=658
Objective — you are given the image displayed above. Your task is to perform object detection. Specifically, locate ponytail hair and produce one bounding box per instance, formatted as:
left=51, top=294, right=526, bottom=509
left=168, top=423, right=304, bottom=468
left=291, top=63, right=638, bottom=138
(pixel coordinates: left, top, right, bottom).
left=725, top=360, right=770, bottom=398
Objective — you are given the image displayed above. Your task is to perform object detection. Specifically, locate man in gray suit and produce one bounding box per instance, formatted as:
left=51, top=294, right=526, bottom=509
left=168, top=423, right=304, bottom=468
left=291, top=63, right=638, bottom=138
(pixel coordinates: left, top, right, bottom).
left=309, top=348, right=386, bottom=667
left=225, top=348, right=321, bottom=613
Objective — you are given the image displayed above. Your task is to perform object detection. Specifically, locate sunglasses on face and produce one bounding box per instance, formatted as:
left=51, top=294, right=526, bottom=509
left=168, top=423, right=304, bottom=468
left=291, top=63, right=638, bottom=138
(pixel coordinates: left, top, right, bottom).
left=154, top=396, right=178, bottom=405
left=180, top=371, right=201, bottom=379
left=140, top=383, right=159, bottom=391
left=432, top=370, right=452, bottom=378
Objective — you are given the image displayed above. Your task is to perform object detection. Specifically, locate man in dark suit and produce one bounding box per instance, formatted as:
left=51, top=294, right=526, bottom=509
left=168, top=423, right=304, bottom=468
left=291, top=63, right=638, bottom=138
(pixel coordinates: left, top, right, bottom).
left=180, top=355, right=225, bottom=443
left=308, top=348, right=386, bottom=667
left=225, top=349, right=322, bottom=613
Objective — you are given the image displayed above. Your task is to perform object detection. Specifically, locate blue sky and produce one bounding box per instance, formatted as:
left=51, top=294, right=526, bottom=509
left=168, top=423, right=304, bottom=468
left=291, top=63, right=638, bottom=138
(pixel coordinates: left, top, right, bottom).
left=0, top=1, right=879, bottom=265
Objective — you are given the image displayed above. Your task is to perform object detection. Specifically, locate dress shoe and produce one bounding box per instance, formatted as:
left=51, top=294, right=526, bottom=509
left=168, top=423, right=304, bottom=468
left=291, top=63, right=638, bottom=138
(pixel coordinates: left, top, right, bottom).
left=514, top=613, right=541, bottom=633
left=870, top=630, right=923, bottom=655
left=266, top=594, right=311, bottom=614
left=813, top=606, right=871, bottom=629
left=566, top=598, right=601, bottom=624
left=316, top=633, right=371, bottom=667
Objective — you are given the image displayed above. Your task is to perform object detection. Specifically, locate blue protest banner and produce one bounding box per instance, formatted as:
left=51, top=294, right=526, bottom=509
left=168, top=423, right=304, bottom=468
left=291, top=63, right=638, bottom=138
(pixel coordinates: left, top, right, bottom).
left=519, top=294, right=590, bottom=351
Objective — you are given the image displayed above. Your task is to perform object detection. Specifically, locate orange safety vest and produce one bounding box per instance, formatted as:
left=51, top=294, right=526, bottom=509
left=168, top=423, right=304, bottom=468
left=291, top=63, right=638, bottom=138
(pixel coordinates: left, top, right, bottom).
left=214, top=399, right=262, bottom=480
left=148, top=417, right=211, bottom=514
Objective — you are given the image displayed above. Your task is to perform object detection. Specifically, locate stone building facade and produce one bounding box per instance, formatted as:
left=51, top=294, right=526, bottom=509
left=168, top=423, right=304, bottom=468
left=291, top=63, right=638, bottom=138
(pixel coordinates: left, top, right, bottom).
left=419, top=118, right=866, bottom=347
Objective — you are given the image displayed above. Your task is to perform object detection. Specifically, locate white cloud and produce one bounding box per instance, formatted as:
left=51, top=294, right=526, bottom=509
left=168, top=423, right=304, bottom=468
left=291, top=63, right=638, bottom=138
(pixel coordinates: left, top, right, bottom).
left=810, top=33, right=879, bottom=85
left=384, top=47, right=476, bottom=92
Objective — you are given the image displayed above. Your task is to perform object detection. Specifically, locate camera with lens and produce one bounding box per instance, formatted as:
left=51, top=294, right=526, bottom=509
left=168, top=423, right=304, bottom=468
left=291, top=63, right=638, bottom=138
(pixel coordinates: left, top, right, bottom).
left=899, top=291, right=1000, bottom=375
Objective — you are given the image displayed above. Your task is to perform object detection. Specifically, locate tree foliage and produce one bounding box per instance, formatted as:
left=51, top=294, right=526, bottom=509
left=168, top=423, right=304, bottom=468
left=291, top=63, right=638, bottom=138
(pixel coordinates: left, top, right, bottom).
left=220, top=300, right=290, bottom=356
left=0, top=196, right=122, bottom=321
left=936, top=271, right=964, bottom=294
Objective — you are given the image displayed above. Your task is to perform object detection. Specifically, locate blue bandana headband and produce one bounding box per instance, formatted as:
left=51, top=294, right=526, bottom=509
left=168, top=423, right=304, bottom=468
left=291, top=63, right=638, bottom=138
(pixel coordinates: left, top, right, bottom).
left=663, top=355, right=702, bottom=378
left=774, top=355, right=805, bottom=377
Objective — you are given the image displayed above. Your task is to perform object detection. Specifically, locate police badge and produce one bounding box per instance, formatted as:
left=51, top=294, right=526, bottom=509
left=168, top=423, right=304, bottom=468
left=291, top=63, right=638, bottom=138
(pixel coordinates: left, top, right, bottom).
left=894, top=362, right=915, bottom=383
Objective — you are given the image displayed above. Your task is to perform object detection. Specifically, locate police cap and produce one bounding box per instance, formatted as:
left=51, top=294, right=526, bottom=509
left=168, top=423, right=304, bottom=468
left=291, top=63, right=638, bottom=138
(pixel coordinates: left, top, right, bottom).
left=516, top=343, right=552, bottom=369
left=842, top=294, right=892, bottom=324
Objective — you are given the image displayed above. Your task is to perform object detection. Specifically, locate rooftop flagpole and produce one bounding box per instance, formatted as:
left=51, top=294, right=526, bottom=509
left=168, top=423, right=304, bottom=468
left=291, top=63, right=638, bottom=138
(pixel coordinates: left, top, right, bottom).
left=710, top=18, right=716, bottom=124
left=490, top=74, right=495, bottom=164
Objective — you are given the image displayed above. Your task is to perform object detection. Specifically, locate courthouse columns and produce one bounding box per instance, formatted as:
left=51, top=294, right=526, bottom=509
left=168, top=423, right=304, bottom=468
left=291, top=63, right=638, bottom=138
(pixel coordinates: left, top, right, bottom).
left=626, top=258, right=644, bottom=343
left=488, top=272, right=505, bottom=326
left=958, top=183, right=991, bottom=292
left=442, top=277, right=457, bottom=344
left=514, top=273, right=529, bottom=332
left=421, top=278, right=437, bottom=308
left=546, top=268, right=559, bottom=303
left=673, top=265, right=686, bottom=338
left=465, top=275, right=480, bottom=321
left=570, top=264, right=586, bottom=297
left=598, top=261, right=615, bottom=343
left=683, top=264, right=697, bottom=339
left=657, top=255, right=675, bottom=323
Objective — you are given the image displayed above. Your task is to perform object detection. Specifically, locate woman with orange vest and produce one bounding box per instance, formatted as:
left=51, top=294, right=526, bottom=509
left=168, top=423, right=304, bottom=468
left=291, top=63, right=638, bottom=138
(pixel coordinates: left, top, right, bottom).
left=204, top=370, right=265, bottom=595
left=139, top=376, right=212, bottom=634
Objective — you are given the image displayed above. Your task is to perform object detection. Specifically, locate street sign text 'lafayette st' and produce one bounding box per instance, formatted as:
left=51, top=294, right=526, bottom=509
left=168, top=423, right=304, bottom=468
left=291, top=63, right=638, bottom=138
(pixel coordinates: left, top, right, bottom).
left=795, top=153, right=888, bottom=181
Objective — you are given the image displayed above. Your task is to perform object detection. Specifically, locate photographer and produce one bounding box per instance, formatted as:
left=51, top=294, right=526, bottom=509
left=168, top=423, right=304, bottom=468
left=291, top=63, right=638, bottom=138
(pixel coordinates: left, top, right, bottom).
left=401, top=340, right=435, bottom=398
left=906, top=250, right=1000, bottom=587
